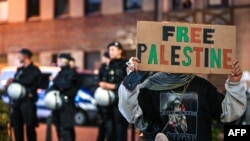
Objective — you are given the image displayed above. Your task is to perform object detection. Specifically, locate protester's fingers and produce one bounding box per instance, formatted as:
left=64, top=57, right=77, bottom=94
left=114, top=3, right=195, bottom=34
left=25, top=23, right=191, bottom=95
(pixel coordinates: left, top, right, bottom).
left=231, top=60, right=241, bottom=75
left=131, top=57, right=140, bottom=71
left=127, top=65, right=134, bottom=72
left=132, top=57, right=140, bottom=63
left=232, top=60, right=239, bottom=70
left=231, top=60, right=236, bottom=74
left=233, top=60, right=239, bottom=65
left=233, top=61, right=240, bottom=69
left=126, top=57, right=140, bottom=73
left=133, top=62, right=139, bottom=71
left=233, top=67, right=242, bottom=76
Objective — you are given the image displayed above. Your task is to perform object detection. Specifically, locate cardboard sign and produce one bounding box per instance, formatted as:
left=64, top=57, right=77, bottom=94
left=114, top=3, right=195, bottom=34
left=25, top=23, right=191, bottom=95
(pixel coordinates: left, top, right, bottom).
left=136, top=21, right=236, bottom=74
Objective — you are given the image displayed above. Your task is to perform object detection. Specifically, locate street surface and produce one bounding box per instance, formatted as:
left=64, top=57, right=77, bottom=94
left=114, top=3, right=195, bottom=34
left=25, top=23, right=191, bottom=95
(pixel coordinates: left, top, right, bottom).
left=9, top=123, right=141, bottom=141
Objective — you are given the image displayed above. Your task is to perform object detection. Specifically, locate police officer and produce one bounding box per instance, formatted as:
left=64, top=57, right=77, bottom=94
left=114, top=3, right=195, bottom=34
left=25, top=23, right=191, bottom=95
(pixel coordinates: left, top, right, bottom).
left=96, top=51, right=115, bottom=141
left=69, top=56, right=78, bottom=71
left=7, top=48, right=41, bottom=141
left=98, top=42, right=129, bottom=141
left=48, top=53, right=79, bottom=141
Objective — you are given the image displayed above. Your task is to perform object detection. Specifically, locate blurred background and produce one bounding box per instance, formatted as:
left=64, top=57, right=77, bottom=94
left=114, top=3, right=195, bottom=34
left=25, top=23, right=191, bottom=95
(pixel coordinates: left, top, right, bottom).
left=0, top=0, right=250, bottom=141
left=0, top=0, right=249, bottom=92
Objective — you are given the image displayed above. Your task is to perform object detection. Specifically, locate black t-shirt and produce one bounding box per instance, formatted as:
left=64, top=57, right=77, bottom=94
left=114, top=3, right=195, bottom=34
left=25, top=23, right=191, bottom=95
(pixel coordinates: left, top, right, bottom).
left=138, top=76, right=225, bottom=141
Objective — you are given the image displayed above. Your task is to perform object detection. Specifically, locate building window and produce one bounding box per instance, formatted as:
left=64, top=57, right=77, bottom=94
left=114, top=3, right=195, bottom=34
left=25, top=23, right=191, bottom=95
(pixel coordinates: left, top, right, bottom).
left=85, top=0, right=101, bottom=16
left=27, top=0, right=40, bottom=20
left=84, top=51, right=100, bottom=71
left=172, top=0, right=192, bottom=10
left=54, top=0, right=69, bottom=18
left=207, top=0, right=229, bottom=7
left=0, top=54, right=7, bottom=70
left=51, top=53, right=58, bottom=66
left=0, top=0, right=8, bottom=22
left=124, top=0, right=142, bottom=11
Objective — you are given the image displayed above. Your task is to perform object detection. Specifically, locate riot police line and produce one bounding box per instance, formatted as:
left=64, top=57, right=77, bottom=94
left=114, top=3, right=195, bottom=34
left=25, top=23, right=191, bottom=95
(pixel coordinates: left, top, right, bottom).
left=4, top=50, right=79, bottom=141
left=4, top=44, right=131, bottom=141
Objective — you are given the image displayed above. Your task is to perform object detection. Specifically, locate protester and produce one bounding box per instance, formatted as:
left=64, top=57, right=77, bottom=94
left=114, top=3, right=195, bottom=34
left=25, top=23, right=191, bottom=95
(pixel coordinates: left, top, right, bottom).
left=6, top=48, right=41, bottom=141
left=118, top=57, right=247, bottom=141
left=98, top=41, right=129, bottom=141
left=47, top=53, right=79, bottom=141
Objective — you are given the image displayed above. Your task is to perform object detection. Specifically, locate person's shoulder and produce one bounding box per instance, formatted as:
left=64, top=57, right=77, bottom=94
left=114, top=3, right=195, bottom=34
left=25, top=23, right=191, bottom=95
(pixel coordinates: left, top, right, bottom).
left=121, top=58, right=128, bottom=63
left=193, top=75, right=207, bottom=83
left=69, top=68, right=79, bottom=75
left=119, top=58, right=128, bottom=66
left=110, top=58, right=127, bottom=66
left=60, top=68, right=76, bottom=77
left=192, top=75, right=215, bottom=87
left=29, top=62, right=38, bottom=68
left=17, top=66, right=23, bottom=70
left=100, top=63, right=107, bottom=68
left=114, top=57, right=127, bottom=62
left=31, top=64, right=41, bottom=72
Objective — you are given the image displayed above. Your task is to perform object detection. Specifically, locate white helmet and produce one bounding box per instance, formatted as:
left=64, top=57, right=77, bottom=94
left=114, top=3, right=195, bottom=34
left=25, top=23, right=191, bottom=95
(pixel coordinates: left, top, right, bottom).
left=44, top=90, right=62, bottom=110
left=94, top=87, right=115, bottom=106
left=7, top=82, right=26, bottom=100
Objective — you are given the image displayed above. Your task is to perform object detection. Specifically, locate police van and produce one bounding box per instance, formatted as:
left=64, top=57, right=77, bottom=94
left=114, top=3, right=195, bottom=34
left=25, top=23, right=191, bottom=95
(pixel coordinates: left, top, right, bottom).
left=0, top=66, right=98, bottom=126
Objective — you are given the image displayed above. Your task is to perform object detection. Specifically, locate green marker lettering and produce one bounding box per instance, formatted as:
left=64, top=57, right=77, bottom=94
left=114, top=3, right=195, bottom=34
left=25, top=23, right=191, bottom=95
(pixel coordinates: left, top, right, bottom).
left=177, top=26, right=189, bottom=43
left=182, top=46, right=192, bottom=66
left=210, top=48, right=221, bottom=68
left=148, top=44, right=158, bottom=64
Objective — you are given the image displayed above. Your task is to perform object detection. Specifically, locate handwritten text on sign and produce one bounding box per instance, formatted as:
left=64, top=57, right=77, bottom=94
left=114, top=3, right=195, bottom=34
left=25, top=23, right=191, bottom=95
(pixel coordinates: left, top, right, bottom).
left=136, top=21, right=236, bottom=74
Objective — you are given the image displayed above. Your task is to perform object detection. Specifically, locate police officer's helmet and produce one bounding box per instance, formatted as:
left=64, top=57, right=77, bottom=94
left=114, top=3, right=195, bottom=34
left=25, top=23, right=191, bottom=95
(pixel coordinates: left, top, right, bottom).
left=44, top=90, right=62, bottom=110
left=94, top=87, right=115, bottom=106
left=7, top=82, right=26, bottom=100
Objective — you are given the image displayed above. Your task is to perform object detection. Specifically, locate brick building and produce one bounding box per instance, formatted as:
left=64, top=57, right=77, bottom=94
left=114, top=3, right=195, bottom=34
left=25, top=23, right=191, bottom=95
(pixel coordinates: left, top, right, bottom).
left=0, top=0, right=249, bottom=91
left=0, top=0, right=157, bottom=70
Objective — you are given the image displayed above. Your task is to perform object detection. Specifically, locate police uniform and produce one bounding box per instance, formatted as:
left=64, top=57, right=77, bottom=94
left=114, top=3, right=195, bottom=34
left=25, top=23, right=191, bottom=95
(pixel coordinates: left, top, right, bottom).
left=48, top=53, right=79, bottom=141
left=96, top=51, right=115, bottom=141
left=109, top=57, right=129, bottom=141
left=106, top=42, right=129, bottom=141
left=10, top=49, right=41, bottom=141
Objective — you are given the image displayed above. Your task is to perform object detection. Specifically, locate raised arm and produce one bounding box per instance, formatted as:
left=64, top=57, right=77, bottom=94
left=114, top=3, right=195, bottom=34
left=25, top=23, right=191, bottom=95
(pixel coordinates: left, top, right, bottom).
left=220, top=60, right=247, bottom=122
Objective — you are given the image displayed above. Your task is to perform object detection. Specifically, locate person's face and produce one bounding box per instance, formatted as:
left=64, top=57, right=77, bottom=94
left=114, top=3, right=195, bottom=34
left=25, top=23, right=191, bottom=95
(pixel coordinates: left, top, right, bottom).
left=109, top=46, right=122, bottom=59
left=17, top=53, right=25, bottom=64
left=69, top=60, right=75, bottom=68
left=57, top=58, right=68, bottom=67
left=57, top=58, right=62, bottom=67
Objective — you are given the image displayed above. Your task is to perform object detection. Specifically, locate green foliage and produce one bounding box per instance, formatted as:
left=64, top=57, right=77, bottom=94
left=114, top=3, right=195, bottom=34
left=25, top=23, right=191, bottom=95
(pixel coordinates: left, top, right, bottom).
left=212, top=120, right=224, bottom=141
left=0, top=99, right=11, bottom=141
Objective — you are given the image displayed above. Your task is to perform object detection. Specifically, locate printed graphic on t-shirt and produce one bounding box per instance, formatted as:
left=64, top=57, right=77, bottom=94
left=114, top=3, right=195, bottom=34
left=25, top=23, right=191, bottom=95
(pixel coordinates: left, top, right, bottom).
left=160, top=92, right=198, bottom=141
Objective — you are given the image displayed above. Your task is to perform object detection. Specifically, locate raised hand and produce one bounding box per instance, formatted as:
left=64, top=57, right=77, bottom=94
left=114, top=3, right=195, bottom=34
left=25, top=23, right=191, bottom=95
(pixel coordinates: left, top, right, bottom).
left=228, top=60, right=242, bottom=82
